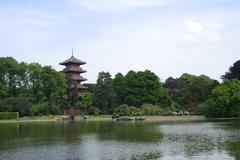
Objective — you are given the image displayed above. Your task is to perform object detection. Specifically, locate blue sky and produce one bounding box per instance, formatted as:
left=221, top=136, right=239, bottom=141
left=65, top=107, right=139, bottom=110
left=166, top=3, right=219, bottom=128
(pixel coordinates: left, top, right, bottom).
left=0, top=0, right=240, bottom=83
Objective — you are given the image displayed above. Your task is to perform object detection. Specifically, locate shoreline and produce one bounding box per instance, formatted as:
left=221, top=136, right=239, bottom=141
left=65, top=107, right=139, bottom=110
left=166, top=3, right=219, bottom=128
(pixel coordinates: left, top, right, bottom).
left=0, top=115, right=239, bottom=124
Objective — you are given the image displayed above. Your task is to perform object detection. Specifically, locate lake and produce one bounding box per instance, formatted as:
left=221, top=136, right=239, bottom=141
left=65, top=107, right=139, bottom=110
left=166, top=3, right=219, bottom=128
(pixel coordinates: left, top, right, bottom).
left=0, top=120, right=239, bottom=160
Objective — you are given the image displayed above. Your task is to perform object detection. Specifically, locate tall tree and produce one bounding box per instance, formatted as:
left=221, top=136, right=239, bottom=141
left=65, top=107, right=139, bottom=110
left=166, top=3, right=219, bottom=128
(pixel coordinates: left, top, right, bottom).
left=223, top=60, right=240, bottom=80
left=164, top=77, right=188, bottom=106
left=112, top=73, right=127, bottom=105
left=0, top=57, right=19, bottom=97
left=165, top=74, right=219, bottom=108
left=94, top=72, right=113, bottom=113
left=206, top=79, right=240, bottom=118
left=113, top=70, right=171, bottom=107
left=0, top=57, right=68, bottom=116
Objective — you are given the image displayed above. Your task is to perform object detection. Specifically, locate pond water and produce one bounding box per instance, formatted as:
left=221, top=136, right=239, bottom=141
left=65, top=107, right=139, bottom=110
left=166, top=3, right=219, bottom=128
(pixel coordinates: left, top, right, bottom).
left=0, top=120, right=240, bottom=160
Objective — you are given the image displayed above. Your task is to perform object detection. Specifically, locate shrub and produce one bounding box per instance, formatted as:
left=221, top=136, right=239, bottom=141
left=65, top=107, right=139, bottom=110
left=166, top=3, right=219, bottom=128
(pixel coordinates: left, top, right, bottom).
left=10, top=96, right=32, bottom=117
left=128, top=106, right=142, bottom=116
left=141, top=104, right=163, bottom=115
left=161, top=111, right=173, bottom=116
left=183, top=111, right=190, bottom=115
left=51, top=105, right=62, bottom=115
left=88, top=106, right=100, bottom=116
left=0, top=97, right=15, bottom=112
left=177, top=111, right=184, bottom=116
left=32, top=103, right=49, bottom=116
left=172, top=112, right=178, bottom=116
left=74, top=101, right=87, bottom=110
left=113, top=104, right=143, bottom=118
left=0, top=112, right=19, bottom=119
left=190, top=103, right=209, bottom=115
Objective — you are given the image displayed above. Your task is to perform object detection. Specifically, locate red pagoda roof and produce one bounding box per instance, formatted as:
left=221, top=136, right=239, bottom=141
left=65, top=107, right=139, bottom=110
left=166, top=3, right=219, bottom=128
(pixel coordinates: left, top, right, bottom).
left=71, top=77, right=87, bottom=81
left=59, top=56, right=86, bottom=65
left=63, top=68, right=87, bottom=73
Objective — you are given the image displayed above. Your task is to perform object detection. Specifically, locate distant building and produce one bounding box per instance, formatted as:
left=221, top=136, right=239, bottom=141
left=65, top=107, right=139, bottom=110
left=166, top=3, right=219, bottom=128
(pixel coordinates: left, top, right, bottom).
left=60, top=54, right=87, bottom=97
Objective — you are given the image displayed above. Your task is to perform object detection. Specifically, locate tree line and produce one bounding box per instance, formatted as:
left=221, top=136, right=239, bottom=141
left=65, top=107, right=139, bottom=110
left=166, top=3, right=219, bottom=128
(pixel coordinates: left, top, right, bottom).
left=1, top=56, right=240, bottom=118
left=0, top=57, right=68, bottom=116
left=90, top=60, right=240, bottom=118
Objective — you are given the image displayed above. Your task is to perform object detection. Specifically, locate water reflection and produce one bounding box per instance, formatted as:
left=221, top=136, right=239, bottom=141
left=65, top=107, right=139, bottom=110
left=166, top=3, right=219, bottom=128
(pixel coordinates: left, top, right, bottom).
left=0, top=120, right=239, bottom=160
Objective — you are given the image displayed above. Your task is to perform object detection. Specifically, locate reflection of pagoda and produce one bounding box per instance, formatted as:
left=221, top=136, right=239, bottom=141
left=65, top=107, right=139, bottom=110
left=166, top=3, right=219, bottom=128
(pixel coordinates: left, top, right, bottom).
left=60, top=52, right=87, bottom=97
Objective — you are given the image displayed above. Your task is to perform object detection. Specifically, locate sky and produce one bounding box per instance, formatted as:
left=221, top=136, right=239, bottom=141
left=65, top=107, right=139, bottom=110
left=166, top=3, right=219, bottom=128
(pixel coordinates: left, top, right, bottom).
left=0, top=0, right=240, bottom=83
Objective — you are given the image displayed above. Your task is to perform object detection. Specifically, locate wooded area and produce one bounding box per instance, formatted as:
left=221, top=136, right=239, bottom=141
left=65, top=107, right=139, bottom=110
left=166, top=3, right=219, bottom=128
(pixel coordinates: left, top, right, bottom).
left=0, top=56, right=240, bottom=118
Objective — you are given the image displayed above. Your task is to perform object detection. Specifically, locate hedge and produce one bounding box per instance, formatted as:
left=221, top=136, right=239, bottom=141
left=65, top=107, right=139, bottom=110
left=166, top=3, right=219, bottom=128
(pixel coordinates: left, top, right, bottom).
left=0, top=112, right=19, bottom=120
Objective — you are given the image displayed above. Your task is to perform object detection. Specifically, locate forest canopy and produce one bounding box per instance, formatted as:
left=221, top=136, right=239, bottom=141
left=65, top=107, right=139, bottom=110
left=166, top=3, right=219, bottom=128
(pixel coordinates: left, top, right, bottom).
left=1, top=57, right=240, bottom=118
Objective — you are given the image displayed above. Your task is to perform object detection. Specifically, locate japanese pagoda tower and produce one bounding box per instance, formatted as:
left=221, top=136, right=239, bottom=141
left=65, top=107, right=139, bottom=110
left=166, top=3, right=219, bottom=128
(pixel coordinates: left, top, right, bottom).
left=60, top=52, right=87, bottom=97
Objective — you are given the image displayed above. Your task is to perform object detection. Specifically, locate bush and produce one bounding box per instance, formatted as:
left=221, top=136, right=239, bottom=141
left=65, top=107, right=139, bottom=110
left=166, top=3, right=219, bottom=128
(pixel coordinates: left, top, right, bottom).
left=206, top=80, right=240, bottom=118
left=177, top=111, right=184, bottom=116
left=0, top=112, right=19, bottom=119
left=88, top=106, right=100, bottom=116
left=161, top=111, right=173, bottom=116
left=183, top=111, right=190, bottom=115
left=50, top=104, right=62, bottom=115
left=32, top=103, right=49, bottom=116
left=10, top=96, right=32, bottom=117
left=74, top=101, right=87, bottom=110
left=189, top=103, right=209, bottom=115
left=128, top=106, right=143, bottom=116
left=141, top=104, right=163, bottom=115
left=113, top=104, right=143, bottom=118
left=0, top=97, right=13, bottom=112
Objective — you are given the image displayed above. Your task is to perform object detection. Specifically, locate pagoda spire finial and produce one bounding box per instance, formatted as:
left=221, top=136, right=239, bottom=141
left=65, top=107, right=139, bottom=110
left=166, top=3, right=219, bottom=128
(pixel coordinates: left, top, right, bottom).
left=71, top=48, right=74, bottom=57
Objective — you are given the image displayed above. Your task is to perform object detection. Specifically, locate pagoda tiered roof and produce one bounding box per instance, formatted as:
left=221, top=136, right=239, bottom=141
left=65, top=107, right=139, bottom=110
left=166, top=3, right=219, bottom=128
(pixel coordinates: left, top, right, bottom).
left=71, top=77, right=87, bottom=81
left=59, top=56, right=86, bottom=65
left=63, top=68, right=87, bottom=73
left=60, top=53, right=87, bottom=97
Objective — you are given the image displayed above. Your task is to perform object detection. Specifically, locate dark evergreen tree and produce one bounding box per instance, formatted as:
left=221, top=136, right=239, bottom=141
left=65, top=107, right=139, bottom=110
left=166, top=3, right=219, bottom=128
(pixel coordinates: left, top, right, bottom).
left=94, top=72, right=113, bottom=113
left=223, top=60, right=240, bottom=80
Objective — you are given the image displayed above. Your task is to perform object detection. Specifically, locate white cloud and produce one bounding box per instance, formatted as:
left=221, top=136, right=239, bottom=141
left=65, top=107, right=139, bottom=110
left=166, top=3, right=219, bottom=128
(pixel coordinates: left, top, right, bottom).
left=77, top=0, right=175, bottom=12
left=185, top=20, right=203, bottom=33
left=179, top=20, right=224, bottom=44
left=132, top=64, right=141, bottom=70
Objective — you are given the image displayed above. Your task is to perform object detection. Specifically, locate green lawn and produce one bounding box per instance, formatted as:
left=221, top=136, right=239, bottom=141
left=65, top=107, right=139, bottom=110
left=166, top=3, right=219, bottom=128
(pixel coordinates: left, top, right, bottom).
left=0, top=114, right=206, bottom=123
left=20, top=115, right=57, bottom=120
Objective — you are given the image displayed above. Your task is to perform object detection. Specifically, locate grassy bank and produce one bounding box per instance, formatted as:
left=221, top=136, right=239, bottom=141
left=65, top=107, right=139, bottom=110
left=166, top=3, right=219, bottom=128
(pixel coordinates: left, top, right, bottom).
left=84, top=115, right=112, bottom=121
left=20, top=115, right=57, bottom=121
left=0, top=115, right=57, bottom=123
left=84, top=115, right=206, bottom=122
left=0, top=115, right=206, bottom=123
left=143, top=115, right=205, bottom=122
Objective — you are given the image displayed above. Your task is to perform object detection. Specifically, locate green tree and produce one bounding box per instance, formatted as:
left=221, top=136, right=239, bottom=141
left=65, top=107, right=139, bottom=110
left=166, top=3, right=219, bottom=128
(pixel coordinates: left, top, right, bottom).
left=0, top=57, right=68, bottom=115
left=206, top=79, right=240, bottom=118
left=84, top=83, right=96, bottom=93
left=94, top=72, right=113, bottom=113
left=27, top=63, right=45, bottom=103
left=112, top=73, right=127, bottom=105
left=0, top=57, right=19, bottom=97
left=71, top=81, right=80, bottom=107
left=164, top=77, right=188, bottom=106
left=117, top=70, right=171, bottom=107
left=82, top=92, right=93, bottom=108
left=165, top=74, right=219, bottom=110
left=41, top=66, right=67, bottom=114
left=74, top=92, right=93, bottom=109
left=223, top=60, right=240, bottom=80
left=88, top=106, right=100, bottom=116
left=10, top=96, right=32, bottom=117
